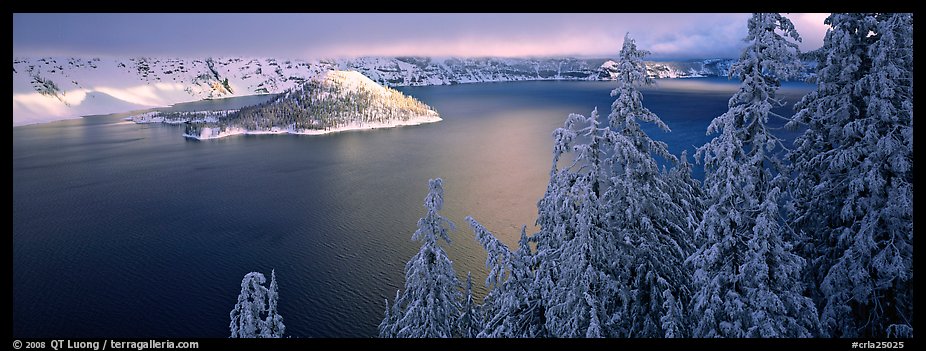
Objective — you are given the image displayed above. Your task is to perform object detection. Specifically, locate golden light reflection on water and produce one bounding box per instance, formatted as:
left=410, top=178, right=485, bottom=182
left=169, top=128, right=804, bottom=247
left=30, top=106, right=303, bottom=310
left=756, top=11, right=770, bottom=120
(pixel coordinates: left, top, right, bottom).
left=440, top=109, right=555, bottom=249
left=649, top=78, right=741, bottom=93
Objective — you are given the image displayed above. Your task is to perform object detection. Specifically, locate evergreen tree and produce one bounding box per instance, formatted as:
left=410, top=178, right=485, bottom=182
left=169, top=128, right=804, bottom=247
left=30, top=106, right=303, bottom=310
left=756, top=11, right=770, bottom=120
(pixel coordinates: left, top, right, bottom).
left=378, top=290, right=402, bottom=337
left=788, top=13, right=913, bottom=338
left=230, top=272, right=266, bottom=338
left=537, top=110, right=620, bottom=338
left=665, top=151, right=705, bottom=249
left=788, top=14, right=879, bottom=316
left=380, top=178, right=461, bottom=338
left=261, top=270, right=285, bottom=338
left=531, top=115, right=579, bottom=338
left=469, top=219, right=543, bottom=337
left=456, top=272, right=482, bottom=338
left=689, top=13, right=817, bottom=338
left=229, top=270, right=284, bottom=338
left=509, top=227, right=545, bottom=337
left=604, top=33, right=698, bottom=338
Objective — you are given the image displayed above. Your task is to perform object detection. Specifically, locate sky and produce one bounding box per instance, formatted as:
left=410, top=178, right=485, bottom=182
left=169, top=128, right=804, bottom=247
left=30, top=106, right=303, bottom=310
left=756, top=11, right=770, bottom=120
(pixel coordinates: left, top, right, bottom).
left=13, top=13, right=830, bottom=60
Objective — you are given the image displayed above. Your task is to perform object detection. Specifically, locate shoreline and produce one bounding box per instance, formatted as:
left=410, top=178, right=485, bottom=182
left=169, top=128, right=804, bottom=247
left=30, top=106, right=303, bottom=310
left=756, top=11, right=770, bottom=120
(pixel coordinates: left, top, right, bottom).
left=11, top=78, right=616, bottom=128
left=12, top=94, right=279, bottom=128
left=13, top=77, right=771, bottom=129
left=183, top=115, right=443, bottom=140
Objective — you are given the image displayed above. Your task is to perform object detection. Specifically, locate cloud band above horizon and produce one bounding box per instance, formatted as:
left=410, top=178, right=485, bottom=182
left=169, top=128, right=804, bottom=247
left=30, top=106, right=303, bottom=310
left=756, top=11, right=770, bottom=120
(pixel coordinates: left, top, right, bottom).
left=13, top=13, right=829, bottom=60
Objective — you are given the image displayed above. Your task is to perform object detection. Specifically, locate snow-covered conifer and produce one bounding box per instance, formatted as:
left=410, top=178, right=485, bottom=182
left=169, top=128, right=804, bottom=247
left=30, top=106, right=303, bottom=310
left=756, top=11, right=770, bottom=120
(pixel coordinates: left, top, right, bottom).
left=789, top=13, right=913, bottom=338
left=469, top=219, right=543, bottom=337
left=535, top=109, right=620, bottom=338
left=229, top=270, right=284, bottom=338
left=378, top=290, right=402, bottom=338
left=531, top=112, right=582, bottom=338
left=380, top=178, right=461, bottom=338
left=603, top=33, right=699, bottom=338
left=456, top=272, right=482, bottom=338
left=689, top=13, right=817, bottom=338
left=261, top=270, right=285, bottom=338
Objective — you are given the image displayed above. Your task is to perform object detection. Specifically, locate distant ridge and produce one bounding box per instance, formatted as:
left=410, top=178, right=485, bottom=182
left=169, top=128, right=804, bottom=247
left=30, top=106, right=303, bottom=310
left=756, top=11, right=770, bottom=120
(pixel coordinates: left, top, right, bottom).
left=13, top=56, right=816, bottom=126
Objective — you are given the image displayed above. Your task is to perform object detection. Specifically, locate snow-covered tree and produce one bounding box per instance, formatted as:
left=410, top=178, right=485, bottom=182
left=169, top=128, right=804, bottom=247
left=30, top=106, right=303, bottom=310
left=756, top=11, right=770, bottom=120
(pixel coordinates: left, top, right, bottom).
left=378, top=290, right=402, bottom=338
left=468, top=218, right=543, bottom=337
left=788, top=14, right=879, bottom=314
left=604, top=33, right=699, bottom=338
left=537, top=109, right=621, bottom=338
left=531, top=115, right=580, bottom=338
left=380, top=178, right=461, bottom=338
left=659, top=151, right=704, bottom=338
left=548, top=177, right=614, bottom=338
left=530, top=35, right=707, bottom=338
left=229, top=270, right=284, bottom=338
left=689, top=13, right=817, bottom=338
left=456, top=272, right=482, bottom=338
left=261, top=270, right=285, bottom=338
left=788, top=13, right=913, bottom=338
left=508, top=227, right=545, bottom=337
left=230, top=272, right=266, bottom=338
left=665, top=151, right=705, bottom=247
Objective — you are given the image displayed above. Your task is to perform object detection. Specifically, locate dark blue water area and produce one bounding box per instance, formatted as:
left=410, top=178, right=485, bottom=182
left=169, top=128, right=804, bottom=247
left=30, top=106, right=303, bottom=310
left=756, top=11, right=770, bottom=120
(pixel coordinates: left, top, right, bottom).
left=12, top=78, right=813, bottom=338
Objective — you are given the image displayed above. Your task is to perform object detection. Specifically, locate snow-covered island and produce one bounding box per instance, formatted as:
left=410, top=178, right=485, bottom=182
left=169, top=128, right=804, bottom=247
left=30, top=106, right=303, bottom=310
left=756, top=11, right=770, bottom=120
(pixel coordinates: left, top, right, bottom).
left=131, top=70, right=441, bottom=140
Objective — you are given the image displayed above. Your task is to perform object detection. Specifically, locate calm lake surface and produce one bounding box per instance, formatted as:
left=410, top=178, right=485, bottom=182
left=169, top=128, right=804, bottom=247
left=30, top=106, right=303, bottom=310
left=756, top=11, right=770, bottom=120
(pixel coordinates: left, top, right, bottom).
left=12, top=78, right=813, bottom=338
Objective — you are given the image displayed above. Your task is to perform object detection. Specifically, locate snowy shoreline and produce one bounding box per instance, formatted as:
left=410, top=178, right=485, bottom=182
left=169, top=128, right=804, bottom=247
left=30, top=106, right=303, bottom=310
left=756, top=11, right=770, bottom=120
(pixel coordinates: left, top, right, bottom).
left=14, top=55, right=775, bottom=127
left=183, top=115, right=442, bottom=140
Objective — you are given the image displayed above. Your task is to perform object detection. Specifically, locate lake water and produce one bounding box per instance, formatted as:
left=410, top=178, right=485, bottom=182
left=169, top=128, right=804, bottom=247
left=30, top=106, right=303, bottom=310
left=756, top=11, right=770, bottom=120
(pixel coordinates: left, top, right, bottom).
left=12, top=78, right=813, bottom=338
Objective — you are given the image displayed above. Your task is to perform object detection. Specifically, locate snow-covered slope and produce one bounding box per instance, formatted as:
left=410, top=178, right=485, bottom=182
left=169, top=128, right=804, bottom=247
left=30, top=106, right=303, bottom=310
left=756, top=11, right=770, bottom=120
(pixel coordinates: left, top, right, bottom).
left=12, top=56, right=323, bottom=126
left=165, top=70, right=440, bottom=140
left=13, top=56, right=810, bottom=126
